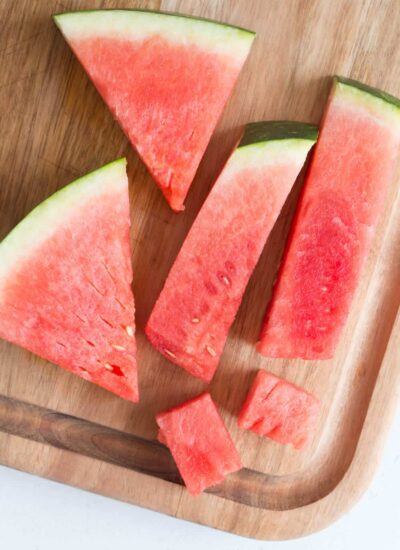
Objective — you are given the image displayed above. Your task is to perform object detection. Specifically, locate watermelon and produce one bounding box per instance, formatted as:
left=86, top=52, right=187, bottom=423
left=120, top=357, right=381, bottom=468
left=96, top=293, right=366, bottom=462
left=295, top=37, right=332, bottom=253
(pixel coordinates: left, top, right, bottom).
left=146, top=121, right=317, bottom=382
left=156, top=392, right=242, bottom=495
left=0, top=159, right=138, bottom=402
left=238, top=370, right=320, bottom=449
left=257, top=77, right=400, bottom=359
left=53, top=9, right=255, bottom=212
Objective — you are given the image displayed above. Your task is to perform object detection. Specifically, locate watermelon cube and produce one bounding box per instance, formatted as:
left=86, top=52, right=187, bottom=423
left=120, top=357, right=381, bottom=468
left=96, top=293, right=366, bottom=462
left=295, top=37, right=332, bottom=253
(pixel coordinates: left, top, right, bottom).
left=258, top=77, right=400, bottom=359
left=156, top=392, right=242, bottom=495
left=146, top=121, right=317, bottom=382
left=238, top=370, right=320, bottom=449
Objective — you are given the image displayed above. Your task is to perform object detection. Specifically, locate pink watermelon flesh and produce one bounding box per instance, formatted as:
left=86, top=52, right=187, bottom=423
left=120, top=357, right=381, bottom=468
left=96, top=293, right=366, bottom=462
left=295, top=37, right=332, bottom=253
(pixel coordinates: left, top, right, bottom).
left=258, top=77, right=400, bottom=359
left=54, top=11, right=255, bottom=211
left=238, top=370, right=320, bottom=449
left=156, top=392, right=242, bottom=495
left=0, top=159, right=138, bottom=401
left=146, top=122, right=317, bottom=382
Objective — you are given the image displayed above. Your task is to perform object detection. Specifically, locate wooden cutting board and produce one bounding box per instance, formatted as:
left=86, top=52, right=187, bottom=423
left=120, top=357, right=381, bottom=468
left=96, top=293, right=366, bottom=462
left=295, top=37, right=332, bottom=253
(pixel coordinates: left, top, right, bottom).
left=0, top=0, right=399, bottom=540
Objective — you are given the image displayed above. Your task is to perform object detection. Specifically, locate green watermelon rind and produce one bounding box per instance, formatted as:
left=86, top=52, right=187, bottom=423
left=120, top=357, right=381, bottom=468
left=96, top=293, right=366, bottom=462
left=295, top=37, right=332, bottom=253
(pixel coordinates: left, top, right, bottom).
left=335, top=76, right=400, bottom=121
left=0, top=158, right=127, bottom=285
left=53, top=9, right=256, bottom=38
left=239, top=121, right=318, bottom=149
left=222, top=121, right=317, bottom=178
left=230, top=121, right=318, bottom=172
left=53, top=10, right=255, bottom=59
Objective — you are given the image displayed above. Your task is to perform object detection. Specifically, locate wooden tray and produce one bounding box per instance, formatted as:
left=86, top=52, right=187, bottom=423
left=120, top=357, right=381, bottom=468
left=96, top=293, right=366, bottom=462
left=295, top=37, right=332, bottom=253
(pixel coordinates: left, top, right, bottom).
left=0, top=0, right=399, bottom=540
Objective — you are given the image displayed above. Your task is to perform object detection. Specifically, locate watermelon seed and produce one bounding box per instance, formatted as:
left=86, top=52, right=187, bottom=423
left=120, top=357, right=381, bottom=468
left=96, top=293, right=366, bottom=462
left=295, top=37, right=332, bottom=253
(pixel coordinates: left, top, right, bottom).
left=100, top=316, right=114, bottom=328
left=85, top=277, right=105, bottom=296
left=56, top=341, right=66, bottom=348
left=164, top=349, right=176, bottom=359
left=114, top=297, right=127, bottom=310
left=104, top=364, right=125, bottom=377
left=125, top=325, right=134, bottom=337
left=321, top=286, right=328, bottom=292
left=112, top=344, right=126, bottom=351
left=85, top=340, right=95, bottom=347
left=102, top=261, right=116, bottom=285
left=167, top=171, right=174, bottom=188
left=261, top=383, right=280, bottom=403
left=78, top=366, right=88, bottom=373
left=191, top=318, right=200, bottom=324
left=206, top=345, right=216, bottom=357
left=221, top=276, right=230, bottom=286
left=73, top=312, right=87, bottom=324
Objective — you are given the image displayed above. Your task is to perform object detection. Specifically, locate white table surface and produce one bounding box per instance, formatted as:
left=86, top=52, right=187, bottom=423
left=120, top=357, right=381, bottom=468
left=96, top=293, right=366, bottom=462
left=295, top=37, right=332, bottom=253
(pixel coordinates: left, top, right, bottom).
left=1, top=410, right=399, bottom=550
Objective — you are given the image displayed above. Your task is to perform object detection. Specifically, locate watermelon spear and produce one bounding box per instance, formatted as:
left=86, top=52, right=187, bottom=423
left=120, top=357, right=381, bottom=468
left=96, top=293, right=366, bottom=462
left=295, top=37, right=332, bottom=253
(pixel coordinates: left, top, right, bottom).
left=53, top=9, right=255, bottom=211
left=258, top=77, right=400, bottom=359
left=146, top=121, right=318, bottom=382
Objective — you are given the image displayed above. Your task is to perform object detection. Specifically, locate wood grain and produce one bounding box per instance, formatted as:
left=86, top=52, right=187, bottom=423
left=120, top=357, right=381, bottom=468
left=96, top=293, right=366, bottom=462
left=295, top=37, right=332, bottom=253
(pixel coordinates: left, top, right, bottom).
left=0, top=0, right=399, bottom=540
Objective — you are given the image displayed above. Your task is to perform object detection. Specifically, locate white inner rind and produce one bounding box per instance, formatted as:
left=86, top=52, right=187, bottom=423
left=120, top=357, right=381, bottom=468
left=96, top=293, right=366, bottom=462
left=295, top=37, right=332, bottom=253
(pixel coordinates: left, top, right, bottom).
left=223, top=139, right=316, bottom=179
left=53, top=10, right=255, bottom=62
left=335, top=81, right=400, bottom=132
left=0, top=158, right=128, bottom=285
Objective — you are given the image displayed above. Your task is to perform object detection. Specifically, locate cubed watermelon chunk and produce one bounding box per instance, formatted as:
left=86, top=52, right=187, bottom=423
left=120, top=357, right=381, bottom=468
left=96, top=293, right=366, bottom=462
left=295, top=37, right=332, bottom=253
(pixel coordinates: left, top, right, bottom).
left=238, top=370, right=320, bottom=449
left=146, top=121, right=317, bottom=382
left=53, top=10, right=255, bottom=211
left=156, top=392, right=242, bottom=495
left=0, top=159, right=138, bottom=401
left=258, top=77, right=400, bottom=359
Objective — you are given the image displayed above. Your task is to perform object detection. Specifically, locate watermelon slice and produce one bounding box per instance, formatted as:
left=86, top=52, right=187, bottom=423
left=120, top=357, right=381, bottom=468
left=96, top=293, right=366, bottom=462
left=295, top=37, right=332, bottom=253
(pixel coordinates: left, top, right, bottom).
left=156, top=392, right=242, bottom=495
left=146, top=121, right=317, bottom=382
left=53, top=9, right=255, bottom=212
left=258, top=77, right=400, bottom=359
left=0, top=159, right=138, bottom=402
left=238, top=370, right=320, bottom=449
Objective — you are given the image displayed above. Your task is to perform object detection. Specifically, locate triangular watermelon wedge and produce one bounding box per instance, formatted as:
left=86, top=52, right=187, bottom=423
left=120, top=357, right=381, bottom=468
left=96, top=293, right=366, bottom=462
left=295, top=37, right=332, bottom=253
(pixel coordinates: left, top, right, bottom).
left=53, top=10, right=255, bottom=211
left=0, top=159, right=138, bottom=402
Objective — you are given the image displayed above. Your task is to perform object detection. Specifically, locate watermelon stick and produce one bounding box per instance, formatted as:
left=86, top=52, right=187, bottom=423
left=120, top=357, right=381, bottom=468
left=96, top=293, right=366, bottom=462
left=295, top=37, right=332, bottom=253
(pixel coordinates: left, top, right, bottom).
left=258, top=77, right=400, bottom=360
left=53, top=9, right=255, bottom=212
left=146, top=122, right=317, bottom=382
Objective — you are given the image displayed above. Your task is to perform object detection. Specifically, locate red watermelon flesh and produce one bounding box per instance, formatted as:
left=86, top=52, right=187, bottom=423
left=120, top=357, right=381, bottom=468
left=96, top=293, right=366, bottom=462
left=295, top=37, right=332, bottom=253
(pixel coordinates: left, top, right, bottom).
left=258, top=78, right=400, bottom=360
left=156, top=392, right=242, bottom=495
left=0, top=159, right=138, bottom=402
left=53, top=10, right=255, bottom=212
left=238, top=370, right=320, bottom=449
left=146, top=122, right=317, bottom=382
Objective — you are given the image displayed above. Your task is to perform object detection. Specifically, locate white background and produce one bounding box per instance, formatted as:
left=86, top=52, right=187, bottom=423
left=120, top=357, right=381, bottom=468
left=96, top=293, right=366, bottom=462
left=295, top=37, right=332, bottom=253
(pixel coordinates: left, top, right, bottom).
left=1, top=411, right=399, bottom=550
